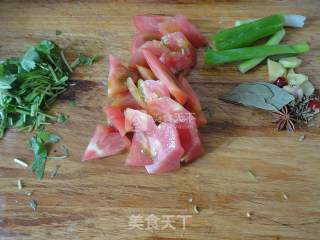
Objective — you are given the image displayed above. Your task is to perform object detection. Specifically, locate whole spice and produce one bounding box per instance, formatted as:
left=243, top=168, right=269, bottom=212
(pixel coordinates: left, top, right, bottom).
left=271, top=105, right=296, bottom=131
left=274, top=76, right=287, bottom=88
left=290, top=95, right=320, bottom=123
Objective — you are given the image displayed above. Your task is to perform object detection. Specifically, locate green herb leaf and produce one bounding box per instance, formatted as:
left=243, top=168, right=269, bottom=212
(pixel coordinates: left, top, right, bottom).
left=20, top=47, right=40, bottom=71
left=221, top=82, right=294, bottom=111
left=79, top=53, right=100, bottom=65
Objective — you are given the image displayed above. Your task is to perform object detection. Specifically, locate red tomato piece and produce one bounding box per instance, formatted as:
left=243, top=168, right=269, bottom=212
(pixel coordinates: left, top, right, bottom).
left=103, top=106, right=127, bottom=136
left=178, top=75, right=207, bottom=127
left=142, top=49, right=188, bottom=105
left=107, top=55, right=130, bottom=97
left=124, top=108, right=156, bottom=134
left=133, top=15, right=172, bottom=38
left=140, top=80, right=170, bottom=103
left=82, top=125, right=130, bottom=161
left=145, top=122, right=184, bottom=174
left=174, top=15, right=208, bottom=48
left=147, top=96, right=204, bottom=162
left=129, top=40, right=170, bottom=71
left=126, top=132, right=153, bottom=166
left=159, top=15, right=208, bottom=48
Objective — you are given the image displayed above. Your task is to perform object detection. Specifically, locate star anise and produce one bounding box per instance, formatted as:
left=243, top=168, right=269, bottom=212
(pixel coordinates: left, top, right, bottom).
left=271, top=106, right=296, bottom=132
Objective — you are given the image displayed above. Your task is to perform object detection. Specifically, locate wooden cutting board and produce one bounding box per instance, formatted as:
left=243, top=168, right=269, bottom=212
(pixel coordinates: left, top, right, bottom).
left=0, top=1, right=319, bottom=239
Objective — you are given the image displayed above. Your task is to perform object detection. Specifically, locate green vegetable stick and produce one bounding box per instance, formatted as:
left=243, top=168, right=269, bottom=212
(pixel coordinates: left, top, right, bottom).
left=238, top=29, right=286, bottom=73
left=205, top=42, right=310, bottom=65
left=212, top=14, right=285, bottom=50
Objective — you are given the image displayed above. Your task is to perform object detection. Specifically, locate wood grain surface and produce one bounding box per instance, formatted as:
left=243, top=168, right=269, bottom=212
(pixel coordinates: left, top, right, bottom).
left=0, top=1, right=320, bottom=239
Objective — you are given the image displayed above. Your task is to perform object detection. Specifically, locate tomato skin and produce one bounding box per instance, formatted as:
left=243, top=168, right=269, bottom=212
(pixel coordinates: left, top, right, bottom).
left=82, top=125, right=130, bottom=161
left=178, top=75, right=207, bottom=127
left=142, top=49, right=188, bottom=105
left=108, top=55, right=130, bottom=97
left=133, top=15, right=172, bottom=38
left=103, top=106, right=127, bottom=136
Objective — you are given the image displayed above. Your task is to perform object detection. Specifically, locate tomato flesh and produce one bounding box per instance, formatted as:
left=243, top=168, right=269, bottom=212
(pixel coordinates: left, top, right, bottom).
left=82, top=125, right=130, bottom=161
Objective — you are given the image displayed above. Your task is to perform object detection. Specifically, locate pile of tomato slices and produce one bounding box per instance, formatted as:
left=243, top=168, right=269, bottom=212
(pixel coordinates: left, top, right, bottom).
left=83, top=14, right=208, bottom=174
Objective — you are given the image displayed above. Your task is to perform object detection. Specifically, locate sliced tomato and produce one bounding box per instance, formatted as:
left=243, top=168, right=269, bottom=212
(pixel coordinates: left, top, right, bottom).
left=147, top=96, right=204, bottom=162
left=82, top=125, right=130, bottom=161
left=177, top=120, right=204, bottom=163
left=129, top=40, right=170, bottom=71
left=133, top=15, right=172, bottom=38
left=145, top=122, right=184, bottom=174
left=124, top=108, right=156, bottom=134
left=107, top=55, right=130, bottom=97
left=142, top=49, right=188, bottom=105
left=140, top=80, right=170, bottom=103
left=110, top=91, right=141, bottom=110
left=159, top=15, right=208, bottom=48
left=178, top=75, right=207, bottom=127
left=126, top=132, right=153, bottom=166
left=103, top=106, right=127, bottom=136
left=137, top=65, right=156, bottom=80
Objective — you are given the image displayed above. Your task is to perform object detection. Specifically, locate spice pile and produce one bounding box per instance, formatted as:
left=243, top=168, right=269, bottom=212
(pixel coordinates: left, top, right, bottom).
left=207, top=14, right=319, bottom=131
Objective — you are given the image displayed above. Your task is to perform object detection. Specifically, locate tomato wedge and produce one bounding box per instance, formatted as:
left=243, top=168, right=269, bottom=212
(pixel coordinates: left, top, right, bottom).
left=178, top=75, right=207, bottom=126
left=103, top=106, right=127, bottom=136
left=147, top=96, right=204, bottom=162
left=82, top=125, right=130, bottom=161
left=107, top=55, right=130, bottom=97
left=124, top=108, right=156, bottom=134
left=142, top=49, right=188, bottom=105
left=145, top=122, right=184, bottom=174
left=133, top=15, right=172, bottom=38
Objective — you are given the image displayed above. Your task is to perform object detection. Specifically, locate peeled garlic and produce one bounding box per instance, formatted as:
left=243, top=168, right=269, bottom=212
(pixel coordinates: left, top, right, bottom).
left=300, top=81, right=315, bottom=96
left=279, top=57, right=302, bottom=68
left=267, top=59, right=286, bottom=82
left=287, top=69, right=308, bottom=87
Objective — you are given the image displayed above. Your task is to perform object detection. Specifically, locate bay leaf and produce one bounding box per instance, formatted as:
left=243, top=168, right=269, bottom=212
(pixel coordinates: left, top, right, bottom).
left=221, top=82, right=294, bottom=111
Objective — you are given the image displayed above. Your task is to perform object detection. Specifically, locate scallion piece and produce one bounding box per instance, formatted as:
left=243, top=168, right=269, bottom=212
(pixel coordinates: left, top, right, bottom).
left=238, top=29, right=286, bottom=73
left=212, top=14, right=285, bottom=50
left=205, top=42, right=310, bottom=65
left=235, top=15, right=306, bottom=28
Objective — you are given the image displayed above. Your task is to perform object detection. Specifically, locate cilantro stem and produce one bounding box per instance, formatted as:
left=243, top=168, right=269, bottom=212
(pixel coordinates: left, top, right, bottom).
left=60, top=50, right=73, bottom=73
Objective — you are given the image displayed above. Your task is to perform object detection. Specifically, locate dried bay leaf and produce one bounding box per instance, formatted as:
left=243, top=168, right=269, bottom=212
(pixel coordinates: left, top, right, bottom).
left=221, top=82, right=294, bottom=111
